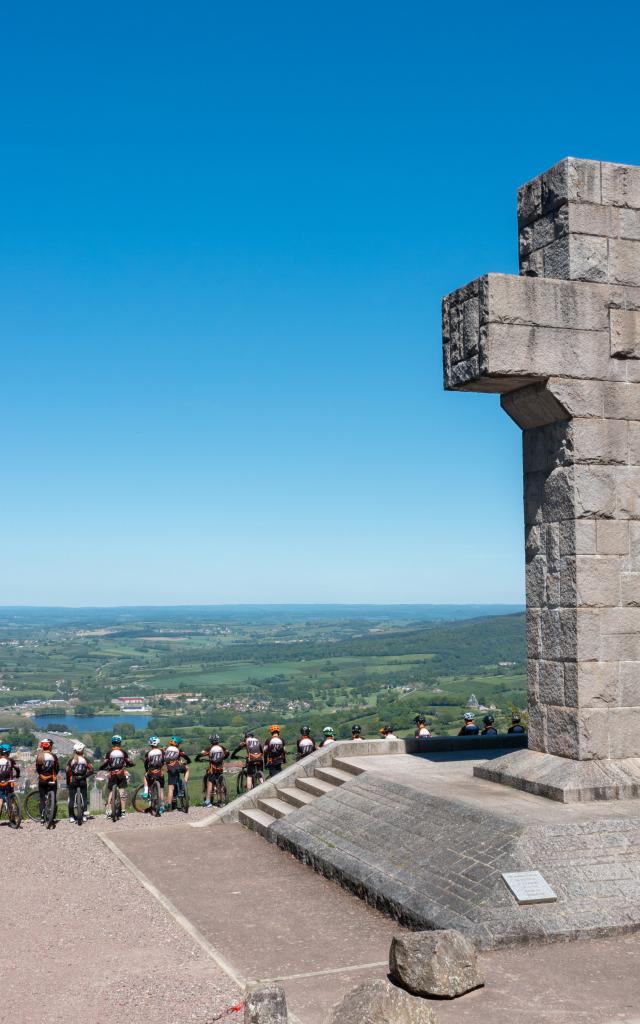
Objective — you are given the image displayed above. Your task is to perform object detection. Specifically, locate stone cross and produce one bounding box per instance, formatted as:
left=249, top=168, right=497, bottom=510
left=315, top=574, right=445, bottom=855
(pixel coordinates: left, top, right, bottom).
left=443, top=158, right=640, bottom=800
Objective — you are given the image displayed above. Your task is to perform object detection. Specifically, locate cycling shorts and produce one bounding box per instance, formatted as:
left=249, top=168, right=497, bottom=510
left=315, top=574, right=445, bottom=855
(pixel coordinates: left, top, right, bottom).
left=107, top=773, right=128, bottom=790
left=145, top=770, right=165, bottom=787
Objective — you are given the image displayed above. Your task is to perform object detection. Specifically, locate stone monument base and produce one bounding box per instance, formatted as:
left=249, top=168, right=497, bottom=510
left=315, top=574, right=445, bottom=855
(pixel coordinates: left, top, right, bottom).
left=268, top=768, right=640, bottom=948
left=474, top=749, right=640, bottom=802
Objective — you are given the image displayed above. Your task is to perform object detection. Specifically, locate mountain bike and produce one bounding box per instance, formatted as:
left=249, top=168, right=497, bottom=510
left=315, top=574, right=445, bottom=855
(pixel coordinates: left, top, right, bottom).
left=25, top=785, right=57, bottom=827
left=111, top=783, right=123, bottom=822
left=236, top=763, right=264, bottom=796
left=148, top=778, right=162, bottom=817
left=212, top=774, right=228, bottom=807
left=0, top=789, right=21, bottom=828
left=174, top=773, right=189, bottom=814
left=71, top=786, right=86, bottom=825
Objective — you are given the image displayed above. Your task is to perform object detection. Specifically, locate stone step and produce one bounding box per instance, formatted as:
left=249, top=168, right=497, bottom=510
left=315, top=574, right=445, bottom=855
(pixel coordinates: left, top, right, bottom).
left=314, top=765, right=354, bottom=786
left=332, top=756, right=367, bottom=777
left=257, top=796, right=294, bottom=820
left=278, top=786, right=316, bottom=809
left=239, top=807, right=275, bottom=837
left=297, top=776, right=338, bottom=797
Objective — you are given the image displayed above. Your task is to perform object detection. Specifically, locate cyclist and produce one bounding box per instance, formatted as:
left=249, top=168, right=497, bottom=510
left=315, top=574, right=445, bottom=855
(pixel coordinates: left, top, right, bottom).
left=351, top=724, right=363, bottom=741
left=35, top=738, right=59, bottom=822
left=164, top=735, right=191, bottom=809
left=508, top=713, right=526, bottom=735
left=0, top=742, right=20, bottom=816
left=142, top=736, right=166, bottom=814
left=458, top=712, right=480, bottom=736
left=66, top=742, right=93, bottom=823
left=414, top=714, right=432, bottom=739
left=481, top=714, right=498, bottom=736
left=296, top=726, right=316, bottom=760
left=231, top=730, right=264, bottom=791
left=196, top=734, right=230, bottom=806
left=99, top=735, right=134, bottom=818
left=379, top=725, right=398, bottom=740
left=319, top=727, right=335, bottom=747
left=264, top=725, right=286, bottom=778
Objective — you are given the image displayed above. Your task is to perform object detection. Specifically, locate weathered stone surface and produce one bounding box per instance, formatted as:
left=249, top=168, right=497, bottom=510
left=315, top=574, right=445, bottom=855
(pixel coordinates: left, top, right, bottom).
left=443, top=157, right=640, bottom=789
left=389, top=930, right=484, bottom=998
left=267, top=771, right=640, bottom=948
left=326, top=979, right=438, bottom=1024
left=244, top=983, right=288, bottom=1024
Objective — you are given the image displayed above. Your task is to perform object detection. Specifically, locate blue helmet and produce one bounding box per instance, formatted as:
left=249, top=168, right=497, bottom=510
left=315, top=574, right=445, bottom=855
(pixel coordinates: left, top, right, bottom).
left=148, top=735, right=160, bottom=746
left=0, top=742, right=11, bottom=754
left=111, top=734, right=122, bottom=745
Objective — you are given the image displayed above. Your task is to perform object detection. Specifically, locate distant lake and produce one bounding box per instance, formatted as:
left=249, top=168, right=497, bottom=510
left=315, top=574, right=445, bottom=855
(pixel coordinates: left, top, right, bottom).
left=32, top=713, right=152, bottom=733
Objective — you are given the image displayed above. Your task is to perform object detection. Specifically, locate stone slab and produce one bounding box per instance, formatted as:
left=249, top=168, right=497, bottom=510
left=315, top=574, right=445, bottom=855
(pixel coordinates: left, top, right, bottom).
left=104, top=822, right=400, bottom=1023
left=474, top=747, right=640, bottom=801
left=502, top=871, right=557, bottom=904
left=267, top=768, right=640, bottom=948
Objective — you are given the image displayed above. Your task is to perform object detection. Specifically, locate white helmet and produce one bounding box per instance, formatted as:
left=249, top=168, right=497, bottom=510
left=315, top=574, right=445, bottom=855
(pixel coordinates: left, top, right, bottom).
left=73, top=742, right=85, bottom=753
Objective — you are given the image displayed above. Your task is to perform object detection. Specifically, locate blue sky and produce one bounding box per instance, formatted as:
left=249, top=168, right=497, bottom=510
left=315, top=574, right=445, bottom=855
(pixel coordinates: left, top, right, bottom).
left=1, top=2, right=639, bottom=605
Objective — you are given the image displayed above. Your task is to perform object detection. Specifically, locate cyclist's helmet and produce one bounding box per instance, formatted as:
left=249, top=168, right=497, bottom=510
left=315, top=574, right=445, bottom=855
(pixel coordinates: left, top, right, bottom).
left=111, top=734, right=122, bottom=745
left=351, top=724, right=362, bottom=735
left=73, top=742, right=85, bottom=753
left=0, top=742, right=11, bottom=754
left=512, top=713, right=521, bottom=723
left=170, top=735, right=182, bottom=745
left=414, top=714, right=426, bottom=725
left=463, top=712, right=475, bottom=722
left=210, top=733, right=221, bottom=744
left=269, top=724, right=281, bottom=734
left=300, top=726, right=311, bottom=736
left=149, top=735, right=160, bottom=746
left=323, top=727, right=334, bottom=736
left=380, top=725, right=392, bottom=735
left=39, top=739, right=52, bottom=750
left=483, top=714, right=494, bottom=725
left=244, top=729, right=254, bottom=738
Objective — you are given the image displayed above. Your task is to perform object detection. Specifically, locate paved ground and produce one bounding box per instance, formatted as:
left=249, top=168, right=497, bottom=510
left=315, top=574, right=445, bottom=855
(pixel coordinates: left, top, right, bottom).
left=105, top=816, right=640, bottom=1024
left=5, top=808, right=240, bottom=1024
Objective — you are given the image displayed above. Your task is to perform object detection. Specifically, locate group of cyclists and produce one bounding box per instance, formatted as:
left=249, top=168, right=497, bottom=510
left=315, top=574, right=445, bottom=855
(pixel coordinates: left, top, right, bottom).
left=0, top=709, right=526, bottom=827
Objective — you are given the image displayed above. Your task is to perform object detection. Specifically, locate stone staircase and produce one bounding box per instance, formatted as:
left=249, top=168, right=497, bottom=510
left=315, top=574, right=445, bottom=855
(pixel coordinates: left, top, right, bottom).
left=239, top=758, right=362, bottom=836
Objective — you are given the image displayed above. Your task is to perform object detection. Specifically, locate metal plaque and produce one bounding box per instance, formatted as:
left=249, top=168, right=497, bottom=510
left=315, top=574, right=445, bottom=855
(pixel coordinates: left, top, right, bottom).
left=502, top=870, right=557, bottom=905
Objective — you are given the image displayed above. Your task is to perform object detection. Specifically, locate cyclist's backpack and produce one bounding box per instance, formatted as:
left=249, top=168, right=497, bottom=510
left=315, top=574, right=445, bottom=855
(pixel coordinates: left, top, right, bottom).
left=209, top=744, right=225, bottom=766
left=246, top=737, right=262, bottom=762
left=0, top=757, right=12, bottom=782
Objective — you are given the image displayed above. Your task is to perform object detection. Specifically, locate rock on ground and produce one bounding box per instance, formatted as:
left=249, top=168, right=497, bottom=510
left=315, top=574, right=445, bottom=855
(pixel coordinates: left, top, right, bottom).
left=326, top=979, right=439, bottom=1024
left=244, top=982, right=288, bottom=1023
left=389, top=929, right=484, bottom=998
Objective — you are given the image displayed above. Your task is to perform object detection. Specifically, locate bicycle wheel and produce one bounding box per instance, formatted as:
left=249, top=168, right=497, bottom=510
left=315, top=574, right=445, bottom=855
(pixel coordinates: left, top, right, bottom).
left=150, top=780, right=161, bottom=817
left=236, top=769, right=247, bottom=796
left=8, top=792, right=21, bottom=829
left=74, top=788, right=85, bottom=825
left=132, top=784, right=148, bottom=813
left=24, top=790, right=43, bottom=823
left=177, top=778, right=189, bottom=814
left=45, top=789, right=56, bottom=829
left=112, top=785, right=122, bottom=821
